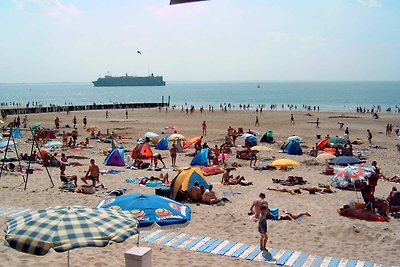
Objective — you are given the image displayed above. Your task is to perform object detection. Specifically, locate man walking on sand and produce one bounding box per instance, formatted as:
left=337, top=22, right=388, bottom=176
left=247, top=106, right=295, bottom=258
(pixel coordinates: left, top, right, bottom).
left=290, top=114, right=295, bottom=125
left=202, top=121, right=207, bottom=135
left=255, top=115, right=260, bottom=127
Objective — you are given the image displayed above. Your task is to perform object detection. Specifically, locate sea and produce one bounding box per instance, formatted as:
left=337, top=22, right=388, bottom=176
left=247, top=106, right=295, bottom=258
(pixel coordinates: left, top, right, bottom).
left=0, top=81, right=399, bottom=112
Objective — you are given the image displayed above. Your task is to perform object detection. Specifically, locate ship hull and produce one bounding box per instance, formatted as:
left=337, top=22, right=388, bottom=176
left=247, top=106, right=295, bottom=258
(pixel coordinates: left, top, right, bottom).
left=93, top=75, right=166, bottom=87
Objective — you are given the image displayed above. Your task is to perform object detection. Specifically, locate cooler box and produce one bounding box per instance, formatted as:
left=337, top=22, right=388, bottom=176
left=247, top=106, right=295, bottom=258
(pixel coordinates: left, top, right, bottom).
left=267, top=208, right=279, bottom=220
left=155, top=187, right=172, bottom=199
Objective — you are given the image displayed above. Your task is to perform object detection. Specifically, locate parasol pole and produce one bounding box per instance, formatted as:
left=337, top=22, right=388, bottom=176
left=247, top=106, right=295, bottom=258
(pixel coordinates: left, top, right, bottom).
left=68, top=250, right=70, bottom=267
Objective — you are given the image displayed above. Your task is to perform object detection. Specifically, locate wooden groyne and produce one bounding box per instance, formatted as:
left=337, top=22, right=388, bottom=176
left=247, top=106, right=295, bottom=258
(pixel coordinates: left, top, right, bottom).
left=0, top=102, right=169, bottom=116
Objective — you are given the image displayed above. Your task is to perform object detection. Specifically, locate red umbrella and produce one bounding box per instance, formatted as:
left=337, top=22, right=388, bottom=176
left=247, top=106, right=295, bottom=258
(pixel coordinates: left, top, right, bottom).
left=317, top=137, right=330, bottom=149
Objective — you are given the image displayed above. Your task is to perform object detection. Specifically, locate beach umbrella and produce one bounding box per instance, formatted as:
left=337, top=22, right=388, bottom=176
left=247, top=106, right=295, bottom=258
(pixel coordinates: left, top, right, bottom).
left=144, top=132, right=159, bottom=138
left=270, top=159, right=299, bottom=169
left=316, top=152, right=336, bottom=162
left=31, top=123, right=41, bottom=131
left=287, top=135, right=302, bottom=143
left=4, top=206, right=139, bottom=267
left=169, top=133, right=186, bottom=141
left=327, top=137, right=347, bottom=147
left=331, top=165, right=375, bottom=189
left=97, top=193, right=191, bottom=228
left=43, top=140, right=63, bottom=148
left=86, top=125, right=99, bottom=132
left=183, top=136, right=202, bottom=149
left=317, top=137, right=330, bottom=149
left=329, top=156, right=361, bottom=166
left=0, top=140, right=15, bottom=148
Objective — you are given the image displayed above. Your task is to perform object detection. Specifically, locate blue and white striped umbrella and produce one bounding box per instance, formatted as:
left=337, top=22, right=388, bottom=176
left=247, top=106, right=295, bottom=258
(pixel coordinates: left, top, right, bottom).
left=4, top=206, right=139, bottom=265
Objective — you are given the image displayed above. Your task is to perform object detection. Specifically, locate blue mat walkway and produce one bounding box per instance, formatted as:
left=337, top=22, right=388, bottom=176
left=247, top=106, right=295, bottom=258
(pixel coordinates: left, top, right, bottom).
left=139, top=230, right=395, bottom=267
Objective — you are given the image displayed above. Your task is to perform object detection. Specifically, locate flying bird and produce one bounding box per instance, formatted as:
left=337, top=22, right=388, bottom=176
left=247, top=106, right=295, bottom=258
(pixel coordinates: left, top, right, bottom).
left=137, top=51, right=141, bottom=55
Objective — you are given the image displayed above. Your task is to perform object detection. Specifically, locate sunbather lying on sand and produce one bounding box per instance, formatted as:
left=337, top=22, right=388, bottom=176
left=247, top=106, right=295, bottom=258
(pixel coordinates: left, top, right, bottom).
left=280, top=210, right=311, bottom=220
left=300, top=186, right=335, bottom=194
left=267, top=187, right=302, bottom=195
left=385, top=175, right=400, bottom=183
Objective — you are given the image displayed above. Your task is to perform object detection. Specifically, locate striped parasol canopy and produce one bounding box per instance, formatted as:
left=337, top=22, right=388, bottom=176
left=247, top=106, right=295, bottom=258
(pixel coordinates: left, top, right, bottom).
left=5, top=206, right=139, bottom=266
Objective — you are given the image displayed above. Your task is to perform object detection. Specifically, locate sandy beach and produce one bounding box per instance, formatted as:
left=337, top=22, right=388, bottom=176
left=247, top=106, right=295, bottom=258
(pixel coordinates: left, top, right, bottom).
left=1, top=107, right=399, bottom=267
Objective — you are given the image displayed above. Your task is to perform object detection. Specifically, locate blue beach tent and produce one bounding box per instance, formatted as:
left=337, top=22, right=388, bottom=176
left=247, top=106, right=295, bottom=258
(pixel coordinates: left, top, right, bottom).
left=190, top=148, right=209, bottom=166
left=104, top=148, right=125, bottom=166
left=155, top=136, right=169, bottom=150
left=283, top=140, right=303, bottom=155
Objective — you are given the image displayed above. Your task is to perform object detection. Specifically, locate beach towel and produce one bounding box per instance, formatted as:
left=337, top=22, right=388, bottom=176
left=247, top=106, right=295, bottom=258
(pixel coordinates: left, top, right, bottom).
left=125, top=178, right=140, bottom=184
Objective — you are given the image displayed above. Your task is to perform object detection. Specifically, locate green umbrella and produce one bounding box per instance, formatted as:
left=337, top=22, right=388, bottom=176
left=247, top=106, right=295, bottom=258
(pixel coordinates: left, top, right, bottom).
left=31, top=123, right=41, bottom=131
left=327, top=137, right=347, bottom=147
left=5, top=206, right=139, bottom=266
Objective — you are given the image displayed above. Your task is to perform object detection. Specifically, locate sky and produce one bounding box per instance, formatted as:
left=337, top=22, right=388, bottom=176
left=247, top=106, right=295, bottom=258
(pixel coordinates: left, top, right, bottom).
left=0, top=0, right=399, bottom=83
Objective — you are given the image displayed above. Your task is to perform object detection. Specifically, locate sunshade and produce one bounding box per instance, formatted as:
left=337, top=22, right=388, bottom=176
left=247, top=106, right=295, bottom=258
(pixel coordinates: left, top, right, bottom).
left=144, top=132, right=159, bottom=138
left=287, top=135, right=302, bottom=143
left=332, top=165, right=375, bottom=189
left=329, top=156, right=361, bottom=166
left=183, top=136, right=202, bottom=149
left=316, top=152, right=336, bottom=162
left=169, top=133, right=186, bottom=141
left=31, top=123, right=41, bottom=131
left=241, top=133, right=256, bottom=139
left=270, top=159, right=299, bottom=168
left=251, top=146, right=273, bottom=152
left=170, top=0, right=208, bottom=5
left=97, top=193, right=191, bottom=227
left=5, top=206, right=138, bottom=266
left=86, top=125, right=99, bottom=132
left=317, top=137, right=330, bottom=149
left=44, top=140, right=63, bottom=148
left=327, top=137, right=347, bottom=147
left=0, top=140, right=15, bottom=148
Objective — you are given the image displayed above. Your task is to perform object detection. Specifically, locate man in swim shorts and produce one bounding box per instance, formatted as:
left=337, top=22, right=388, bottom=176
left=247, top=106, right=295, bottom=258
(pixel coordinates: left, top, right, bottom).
left=81, top=159, right=100, bottom=187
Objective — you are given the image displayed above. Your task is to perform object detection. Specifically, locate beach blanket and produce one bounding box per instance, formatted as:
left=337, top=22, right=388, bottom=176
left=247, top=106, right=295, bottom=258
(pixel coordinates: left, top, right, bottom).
left=125, top=178, right=140, bottom=184
left=272, top=178, right=307, bottom=186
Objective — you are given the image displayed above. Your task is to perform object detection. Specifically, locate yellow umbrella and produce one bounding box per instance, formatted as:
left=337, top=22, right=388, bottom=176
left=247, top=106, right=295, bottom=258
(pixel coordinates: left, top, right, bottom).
left=250, top=146, right=273, bottom=152
left=169, top=133, right=186, bottom=141
left=316, top=152, right=336, bottom=162
left=0, top=119, right=4, bottom=124
left=270, top=159, right=299, bottom=168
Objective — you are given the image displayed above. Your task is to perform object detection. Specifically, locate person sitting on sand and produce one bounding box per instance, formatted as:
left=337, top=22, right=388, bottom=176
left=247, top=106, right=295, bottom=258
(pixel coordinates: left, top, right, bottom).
left=267, top=186, right=302, bottom=195
left=59, top=164, right=77, bottom=187
left=249, top=193, right=268, bottom=218
left=387, top=187, right=398, bottom=204
left=90, top=131, right=96, bottom=139
left=133, top=159, right=150, bottom=169
left=202, top=184, right=221, bottom=204
left=360, top=181, right=389, bottom=218
left=189, top=181, right=203, bottom=202
left=279, top=210, right=311, bottom=220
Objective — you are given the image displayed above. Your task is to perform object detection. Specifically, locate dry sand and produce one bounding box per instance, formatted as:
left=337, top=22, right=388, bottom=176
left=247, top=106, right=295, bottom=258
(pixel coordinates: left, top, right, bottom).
left=1, top=108, right=399, bottom=266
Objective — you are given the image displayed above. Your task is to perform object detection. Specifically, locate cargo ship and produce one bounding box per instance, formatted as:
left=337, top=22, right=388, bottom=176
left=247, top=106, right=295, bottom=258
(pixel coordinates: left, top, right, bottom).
left=93, top=73, right=166, bottom=87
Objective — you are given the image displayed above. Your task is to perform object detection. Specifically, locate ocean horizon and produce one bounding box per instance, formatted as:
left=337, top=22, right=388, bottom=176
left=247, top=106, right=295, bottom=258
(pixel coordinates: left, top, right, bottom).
left=0, top=81, right=399, bottom=112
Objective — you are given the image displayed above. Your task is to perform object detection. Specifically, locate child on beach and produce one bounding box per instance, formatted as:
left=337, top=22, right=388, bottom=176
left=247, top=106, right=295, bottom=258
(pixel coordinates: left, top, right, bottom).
left=258, top=205, right=269, bottom=252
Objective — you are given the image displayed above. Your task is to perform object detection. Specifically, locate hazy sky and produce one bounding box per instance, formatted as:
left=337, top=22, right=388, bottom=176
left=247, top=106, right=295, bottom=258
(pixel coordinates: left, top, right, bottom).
left=0, top=0, right=399, bottom=83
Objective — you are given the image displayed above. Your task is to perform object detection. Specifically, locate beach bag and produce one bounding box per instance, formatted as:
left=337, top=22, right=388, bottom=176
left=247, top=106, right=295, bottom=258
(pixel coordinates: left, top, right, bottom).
left=81, top=185, right=95, bottom=194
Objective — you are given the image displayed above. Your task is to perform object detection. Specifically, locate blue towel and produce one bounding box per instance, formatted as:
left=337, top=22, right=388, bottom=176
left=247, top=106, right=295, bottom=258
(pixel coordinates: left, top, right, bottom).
left=125, top=178, right=140, bottom=184
left=109, top=169, right=122, bottom=174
